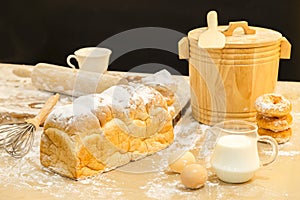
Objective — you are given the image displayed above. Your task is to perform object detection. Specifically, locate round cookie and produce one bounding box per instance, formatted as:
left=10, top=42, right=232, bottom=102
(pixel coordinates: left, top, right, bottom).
left=256, top=113, right=292, bottom=132
left=255, top=93, right=291, bottom=117
left=258, top=127, right=292, bottom=144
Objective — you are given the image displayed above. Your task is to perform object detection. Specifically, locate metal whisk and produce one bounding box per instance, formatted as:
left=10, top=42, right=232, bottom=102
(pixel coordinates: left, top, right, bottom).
left=0, top=94, right=60, bottom=158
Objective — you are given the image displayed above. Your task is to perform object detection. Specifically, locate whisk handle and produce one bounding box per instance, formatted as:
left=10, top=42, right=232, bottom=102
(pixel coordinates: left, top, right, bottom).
left=26, top=93, right=60, bottom=129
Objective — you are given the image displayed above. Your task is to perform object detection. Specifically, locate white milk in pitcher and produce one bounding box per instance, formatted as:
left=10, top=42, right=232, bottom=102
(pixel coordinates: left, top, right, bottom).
left=211, top=134, right=260, bottom=183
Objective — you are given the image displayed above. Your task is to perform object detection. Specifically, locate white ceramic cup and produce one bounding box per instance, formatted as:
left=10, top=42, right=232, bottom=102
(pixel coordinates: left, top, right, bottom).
left=66, top=47, right=112, bottom=73
left=209, top=120, right=278, bottom=183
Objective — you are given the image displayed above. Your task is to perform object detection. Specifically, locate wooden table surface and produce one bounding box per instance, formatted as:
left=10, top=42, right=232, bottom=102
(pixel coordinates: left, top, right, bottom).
left=0, top=63, right=300, bottom=200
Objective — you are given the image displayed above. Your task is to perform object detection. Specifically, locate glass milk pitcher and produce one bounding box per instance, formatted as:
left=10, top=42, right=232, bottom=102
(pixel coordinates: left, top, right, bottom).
left=209, top=120, right=278, bottom=183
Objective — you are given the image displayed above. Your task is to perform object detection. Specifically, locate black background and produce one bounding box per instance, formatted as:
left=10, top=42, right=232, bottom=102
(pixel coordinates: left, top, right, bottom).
left=0, top=0, right=299, bottom=80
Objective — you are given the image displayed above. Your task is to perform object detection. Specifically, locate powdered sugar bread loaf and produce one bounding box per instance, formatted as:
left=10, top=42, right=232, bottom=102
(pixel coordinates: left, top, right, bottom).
left=40, top=84, right=174, bottom=179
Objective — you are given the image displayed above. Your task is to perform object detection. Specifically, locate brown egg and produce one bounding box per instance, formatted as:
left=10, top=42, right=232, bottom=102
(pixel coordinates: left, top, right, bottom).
left=180, top=164, right=208, bottom=189
left=169, top=151, right=196, bottom=173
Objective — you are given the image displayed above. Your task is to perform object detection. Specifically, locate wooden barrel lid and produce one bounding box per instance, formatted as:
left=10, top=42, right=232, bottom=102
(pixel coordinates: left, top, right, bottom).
left=188, top=24, right=283, bottom=49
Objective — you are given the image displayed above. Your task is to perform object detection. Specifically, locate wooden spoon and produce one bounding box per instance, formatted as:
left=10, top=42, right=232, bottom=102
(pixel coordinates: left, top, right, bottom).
left=198, top=11, right=225, bottom=49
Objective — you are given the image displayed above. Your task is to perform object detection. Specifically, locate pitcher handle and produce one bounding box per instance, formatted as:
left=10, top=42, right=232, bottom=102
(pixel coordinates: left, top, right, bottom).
left=258, top=135, right=279, bottom=166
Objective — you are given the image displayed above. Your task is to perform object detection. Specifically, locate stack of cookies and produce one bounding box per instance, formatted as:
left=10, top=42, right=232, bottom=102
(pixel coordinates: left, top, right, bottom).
left=254, top=93, right=292, bottom=144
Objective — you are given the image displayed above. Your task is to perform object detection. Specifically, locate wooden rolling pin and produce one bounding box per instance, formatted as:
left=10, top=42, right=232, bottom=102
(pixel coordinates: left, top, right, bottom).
left=10, top=63, right=189, bottom=124
left=13, top=63, right=128, bottom=97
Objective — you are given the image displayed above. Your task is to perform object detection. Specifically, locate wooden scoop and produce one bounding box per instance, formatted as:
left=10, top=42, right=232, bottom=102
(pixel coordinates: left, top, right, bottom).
left=198, top=11, right=225, bottom=49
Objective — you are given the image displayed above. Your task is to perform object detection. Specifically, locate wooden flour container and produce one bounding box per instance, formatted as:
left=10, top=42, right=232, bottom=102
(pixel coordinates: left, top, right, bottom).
left=178, top=21, right=291, bottom=125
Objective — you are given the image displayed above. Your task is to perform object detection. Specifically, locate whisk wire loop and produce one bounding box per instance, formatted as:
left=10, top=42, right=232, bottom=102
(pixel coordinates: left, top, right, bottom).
left=0, top=94, right=59, bottom=158
left=0, top=123, right=36, bottom=158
